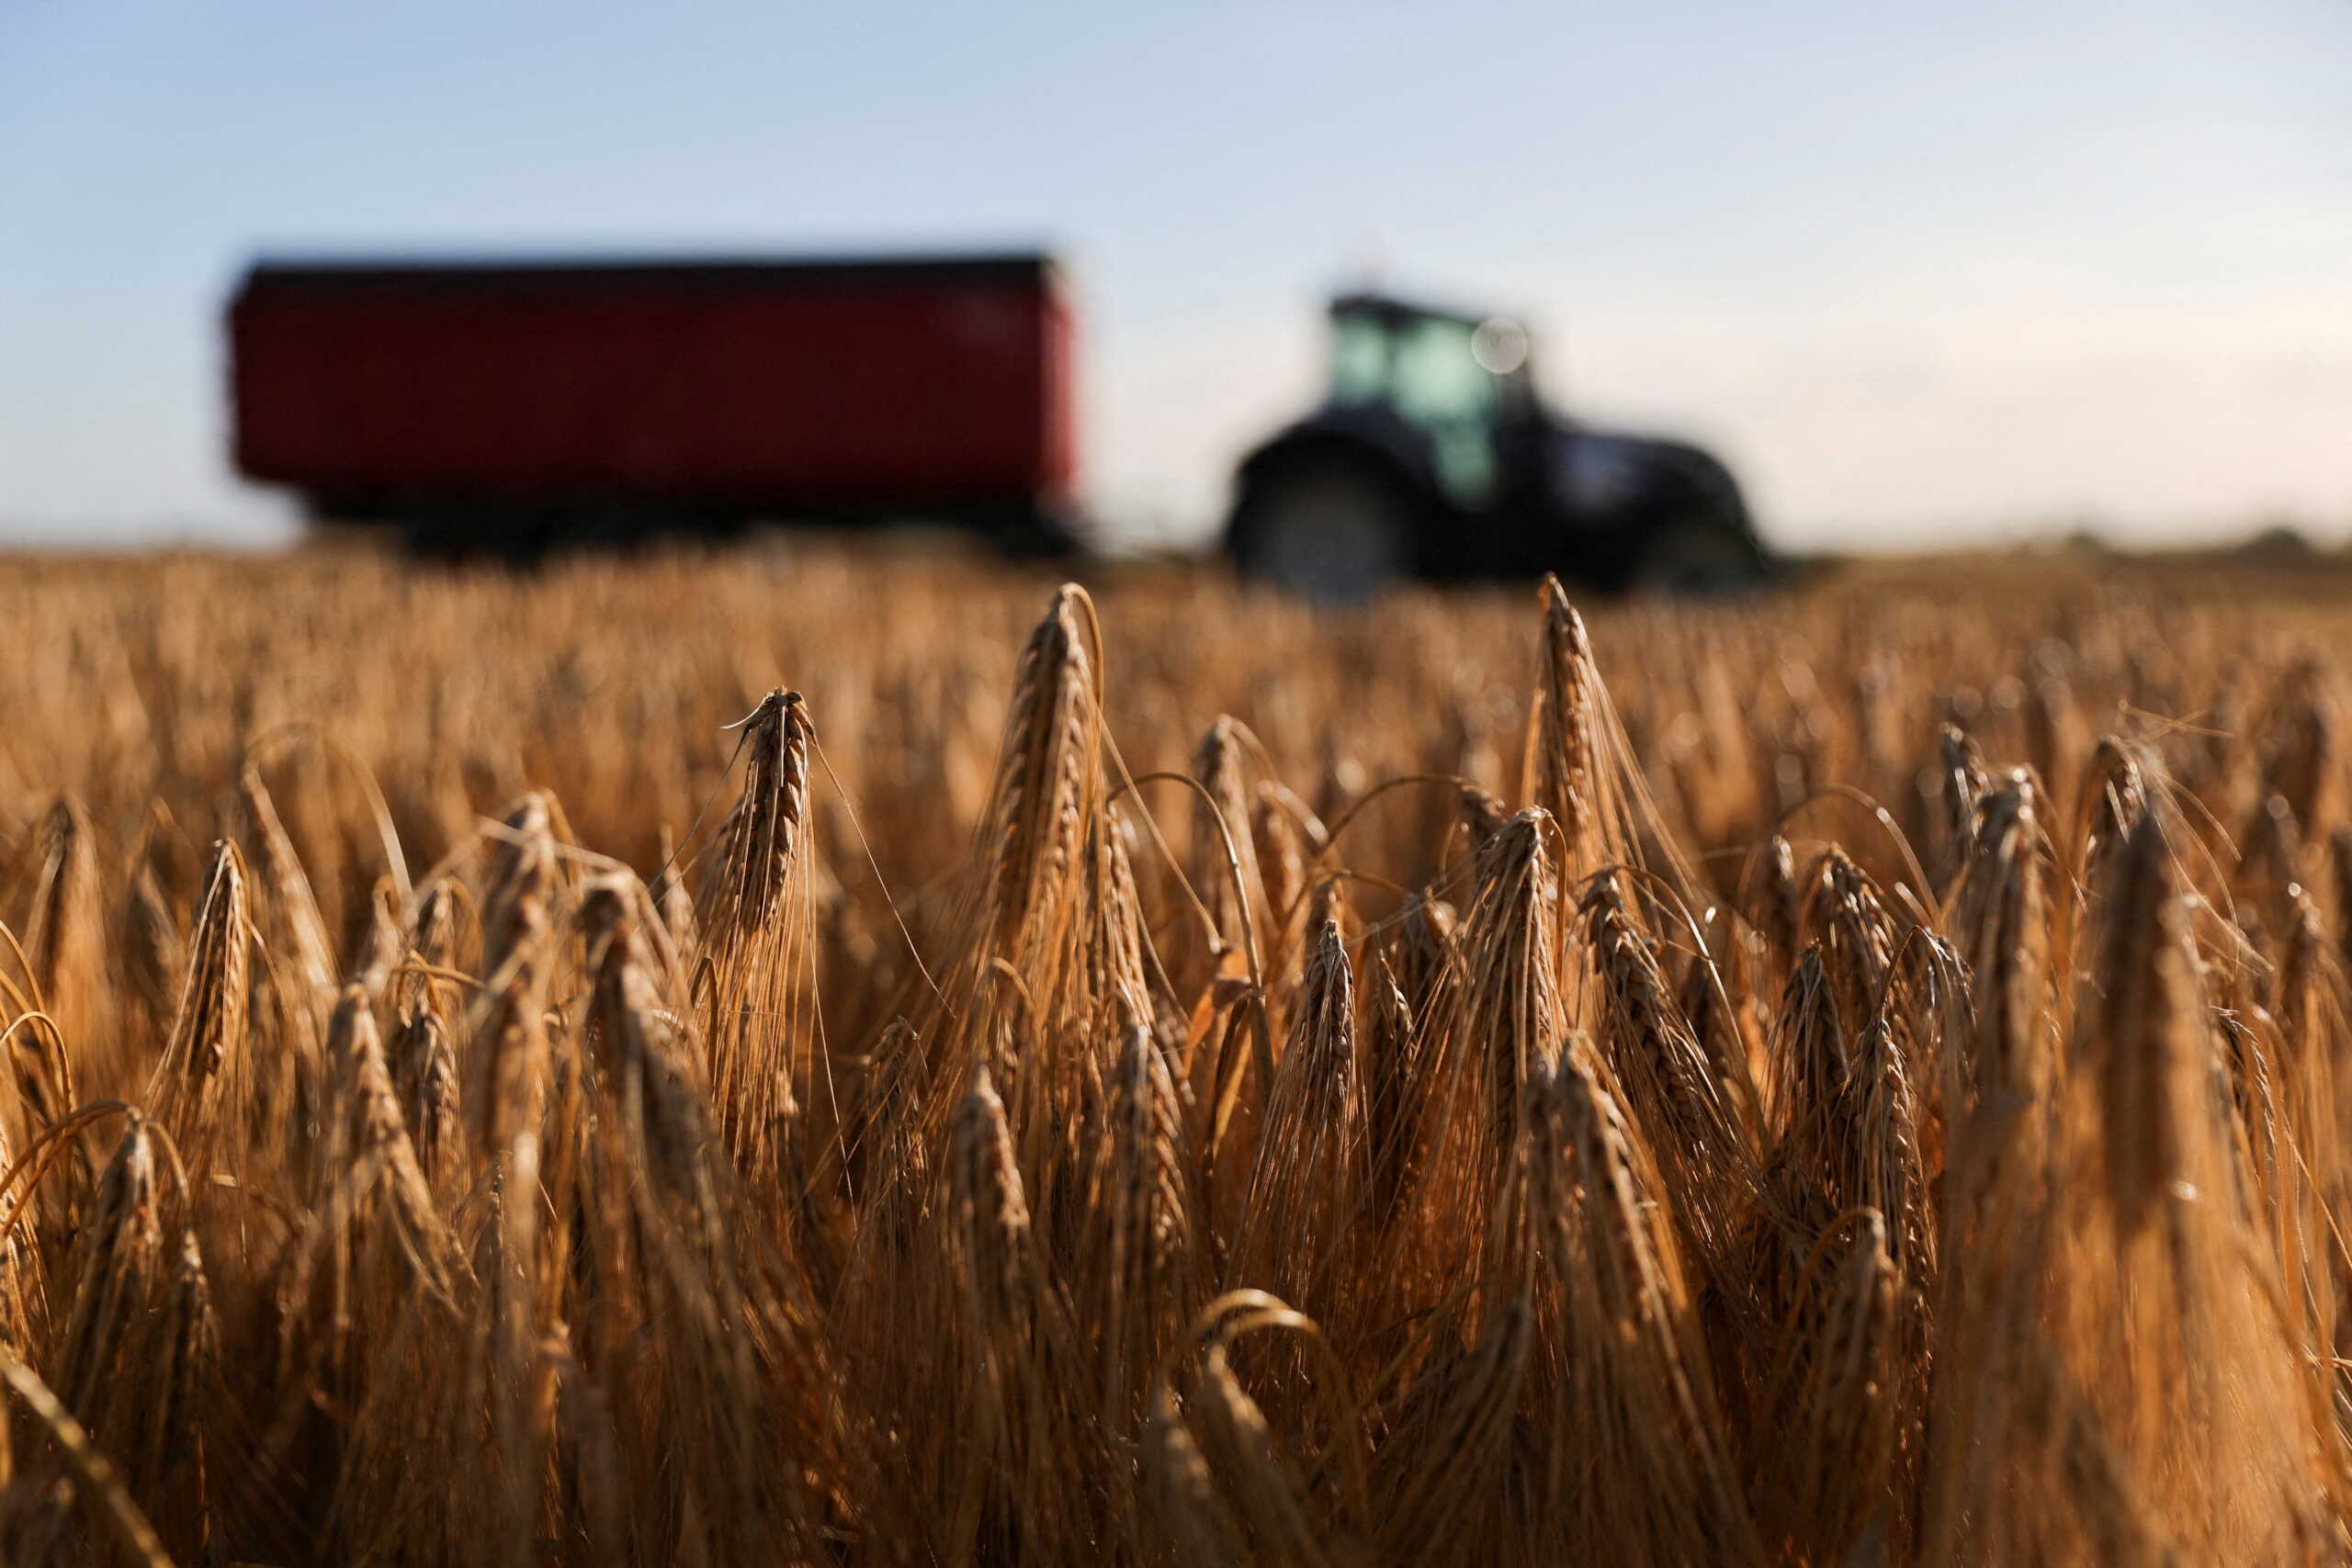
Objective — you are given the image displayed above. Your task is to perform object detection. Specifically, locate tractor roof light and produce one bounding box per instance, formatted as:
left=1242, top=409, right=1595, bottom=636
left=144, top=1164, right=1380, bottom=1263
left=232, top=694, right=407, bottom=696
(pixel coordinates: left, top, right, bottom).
left=1471, top=317, right=1529, bottom=376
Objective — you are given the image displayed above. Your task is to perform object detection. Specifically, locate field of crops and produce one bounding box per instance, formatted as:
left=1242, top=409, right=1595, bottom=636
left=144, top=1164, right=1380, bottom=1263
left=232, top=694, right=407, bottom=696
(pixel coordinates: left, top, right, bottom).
left=4, top=542, right=2352, bottom=1565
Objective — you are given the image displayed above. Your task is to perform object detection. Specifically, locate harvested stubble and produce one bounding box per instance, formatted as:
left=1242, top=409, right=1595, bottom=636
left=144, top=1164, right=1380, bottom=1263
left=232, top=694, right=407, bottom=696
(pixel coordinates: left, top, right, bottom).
left=0, top=543, right=2350, bottom=1564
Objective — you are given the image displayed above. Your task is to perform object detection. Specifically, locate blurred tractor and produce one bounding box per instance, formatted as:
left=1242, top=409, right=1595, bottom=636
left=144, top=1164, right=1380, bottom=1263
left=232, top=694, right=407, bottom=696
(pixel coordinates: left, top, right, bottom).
left=1226, top=292, right=1770, bottom=600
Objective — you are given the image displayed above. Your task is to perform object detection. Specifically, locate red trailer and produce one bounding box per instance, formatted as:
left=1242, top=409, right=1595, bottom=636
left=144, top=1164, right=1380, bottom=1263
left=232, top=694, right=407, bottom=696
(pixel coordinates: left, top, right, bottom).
left=228, top=252, right=1080, bottom=558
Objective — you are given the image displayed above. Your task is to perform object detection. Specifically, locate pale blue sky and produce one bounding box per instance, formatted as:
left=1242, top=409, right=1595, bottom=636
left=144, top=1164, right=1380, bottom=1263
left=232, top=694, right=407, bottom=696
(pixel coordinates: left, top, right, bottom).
left=3, top=0, right=2346, bottom=548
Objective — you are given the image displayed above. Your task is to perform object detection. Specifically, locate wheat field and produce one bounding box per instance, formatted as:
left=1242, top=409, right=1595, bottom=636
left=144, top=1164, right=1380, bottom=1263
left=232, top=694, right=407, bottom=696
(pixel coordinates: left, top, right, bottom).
left=2, top=541, right=2350, bottom=1565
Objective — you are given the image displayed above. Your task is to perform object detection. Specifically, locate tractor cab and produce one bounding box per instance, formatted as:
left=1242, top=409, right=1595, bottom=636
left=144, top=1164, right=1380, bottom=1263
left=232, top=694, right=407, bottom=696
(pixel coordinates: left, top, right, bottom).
left=1226, top=288, right=1770, bottom=602
left=1318, top=294, right=1538, bottom=512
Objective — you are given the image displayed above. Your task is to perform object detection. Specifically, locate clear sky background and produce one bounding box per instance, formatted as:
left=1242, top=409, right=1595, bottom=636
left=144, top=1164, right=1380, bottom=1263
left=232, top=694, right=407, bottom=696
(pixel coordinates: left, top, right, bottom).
left=3, top=0, right=2346, bottom=550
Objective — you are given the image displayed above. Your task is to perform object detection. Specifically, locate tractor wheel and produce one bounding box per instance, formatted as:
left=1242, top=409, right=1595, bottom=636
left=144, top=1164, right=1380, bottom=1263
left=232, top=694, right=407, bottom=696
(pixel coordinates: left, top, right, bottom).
left=1625, top=512, right=1770, bottom=597
left=1229, top=462, right=1415, bottom=604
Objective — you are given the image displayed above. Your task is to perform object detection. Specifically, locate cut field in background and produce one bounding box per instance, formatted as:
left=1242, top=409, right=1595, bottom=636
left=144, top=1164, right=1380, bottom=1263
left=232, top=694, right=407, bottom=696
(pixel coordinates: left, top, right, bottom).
left=1, top=545, right=2348, bottom=1565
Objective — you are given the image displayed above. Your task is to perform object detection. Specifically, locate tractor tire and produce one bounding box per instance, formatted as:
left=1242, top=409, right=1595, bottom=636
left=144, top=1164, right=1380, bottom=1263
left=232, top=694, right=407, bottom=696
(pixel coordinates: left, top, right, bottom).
left=1228, top=461, right=1416, bottom=604
left=1624, top=511, right=1770, bottom=598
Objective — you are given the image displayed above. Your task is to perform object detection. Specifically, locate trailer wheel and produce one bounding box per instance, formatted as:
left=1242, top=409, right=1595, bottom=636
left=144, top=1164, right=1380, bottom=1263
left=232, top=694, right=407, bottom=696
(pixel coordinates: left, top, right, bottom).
left=1229, top=461, right=1415, bottom=604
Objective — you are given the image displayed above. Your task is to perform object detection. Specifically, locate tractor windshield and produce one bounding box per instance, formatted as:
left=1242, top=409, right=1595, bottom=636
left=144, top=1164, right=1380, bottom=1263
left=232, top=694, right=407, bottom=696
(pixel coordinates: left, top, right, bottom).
left=1325, top=303, right=1514, bottom=505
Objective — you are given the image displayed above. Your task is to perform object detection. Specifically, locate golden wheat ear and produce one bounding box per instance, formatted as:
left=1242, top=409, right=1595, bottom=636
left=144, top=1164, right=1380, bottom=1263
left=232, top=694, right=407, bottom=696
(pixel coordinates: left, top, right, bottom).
left=341, top=873, right=403, bottom=999
left=649, top=819, right=700, bottom=959
left=1375, top=1297, right=1533, bottom=1564
left=1080, top=1015, right=1199, bottom=1425
left=1510, top=1044, right=1764, bottom=1566
left=2077, top=734, right=2153, bottom=888
left=1530, top=576, right=1603, bottom=863
left=982, top=587, right=1099, bottom=964
left=120, top=835, right=187, bottom=1056
left=1528, top=574, right=1701, bottom=908
left=1950, top=773, right=2054, bottom=1102
left=920, top=581, right=1173, bottom=1264
left=579, top=870, right=845, bottom=1563
left=1407, top=807, right=1568, bottom=1281
left=19, top=794, right=110, bottom=1058
left=1933, top=723, right=1991, bottom=877
left=2080, top=807, right=2211, bottom=1239
left=145, top=839, right=249, bottom=1158
left=37, top=1113, right=213, bottom=1567
left=305, top=982, right=460, bottom=1292
left=237, top=763, right=339, bottom=1018
left=1228, top=919, right=1363, bottom=1334
left=944, top=1060, right=1102, bottom=1561
left=1184, top=716, right=1266, bottom=993
left=691, top=687, right=815, bottom=1170
left=1803, top=847, right=1903, bottom=1048
left=464, top=791, right=556, bottom=1158
left=1580, top=866, right=1759, bottom=1287
left=266, top=984, right=467, bottom=1543
left=1358, top=950, right=1423, bottom=1242
left=1753, top=1210, right=1904, bottom=1561
left=1142, top=1292, right=1372, bottom=1566
left=2257, top=657, right=2339, bottom=836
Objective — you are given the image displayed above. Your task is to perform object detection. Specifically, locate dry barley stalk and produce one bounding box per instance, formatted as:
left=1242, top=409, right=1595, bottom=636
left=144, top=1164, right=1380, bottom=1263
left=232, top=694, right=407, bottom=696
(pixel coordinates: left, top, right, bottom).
left=1530, top=578, right=1608, bottom=874
left=1396, top=808, right=1568, bottom=1291
left=1578, top=867, right=1761, bottom=1289
left=922, top=583, right=1162, bottom=1252
left=459, top=791, right=561, bottom=1568
left=1949, top=773, right=2055, bottom=1105
left=2046, top=792, right=2335, bottom=1560
left=1374, top=1297, right=1536, bottom=1564
left=1751, top=1209, right=1902, bottom=1562
left=1084, top=1015, right=1202, bottom=1429
left=944, top=1062, right=1100, bottom=1563
left=464, top=793, right=557, bottom=1159
left=120, top=824, right=187, bottom=1051
left=1493, top=1044, right=1763, bottom=1566
left=16, top=795, right=111, bottom=1061
left=143, top=839, right=250, bottom=1159
left=1227, top=919, right=1364, bottom=1342
left=1141, top=1292, right=1372, bottom=1568
left=694, top=687, right=814, bottom=1173
left=1358, top=951, right=1423, bottom=1237
left=576, top=873, right=840, bottom=1564
left=1187, top=716, right=1267, bottom=996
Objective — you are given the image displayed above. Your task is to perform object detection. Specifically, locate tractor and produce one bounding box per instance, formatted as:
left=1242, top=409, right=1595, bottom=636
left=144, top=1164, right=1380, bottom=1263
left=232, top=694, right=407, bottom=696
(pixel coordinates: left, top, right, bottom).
left=1226, top=292, right=1770, bottom=601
